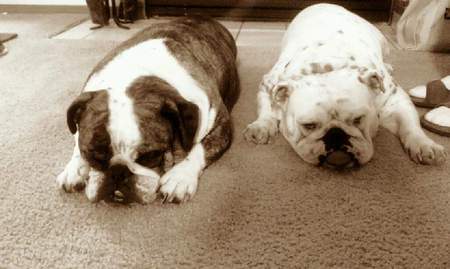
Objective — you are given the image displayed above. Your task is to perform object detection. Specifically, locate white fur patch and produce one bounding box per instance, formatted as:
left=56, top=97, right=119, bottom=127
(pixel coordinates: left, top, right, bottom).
left=281, top=3, right=387, bottom=79
left=84, top=39, right=213, bottom=148
left=108, top=90, right=142, bottom=157
left=85, top=170, right=104, bottom=202
left=110, top=154, right=161, bottom=179
left=185, top=143, right=206, bottom=170
left=207, top=107, right=217, bottom=132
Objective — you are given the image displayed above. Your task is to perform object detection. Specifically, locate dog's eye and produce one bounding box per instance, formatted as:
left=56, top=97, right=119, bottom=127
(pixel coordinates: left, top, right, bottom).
left=90, top=146, right=111, bottom=162
left=353, top=116, right=364, bottom=125
left=301, top=122, right=318, bottom=131
left=136, top=150, right=163, bottom=167
left=86, top=148, right=111, bottom=171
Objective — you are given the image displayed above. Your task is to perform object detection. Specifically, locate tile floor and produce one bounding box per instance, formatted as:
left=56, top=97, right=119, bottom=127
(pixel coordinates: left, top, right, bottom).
left=0, top=13, right=87, bottom=38
left=49, top=17, right=400, bottom=49
left=0, top=12, right=397, bottom=49
left=51, top=18, right=290, bottom=47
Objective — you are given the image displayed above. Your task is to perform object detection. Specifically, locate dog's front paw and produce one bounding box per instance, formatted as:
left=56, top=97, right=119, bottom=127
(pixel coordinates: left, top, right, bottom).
left=134, top=175, right=159, bottom=204
left=159, top=161, right=199, bottom=203
left=403, top=135, right=447, bottom=165
left=85, top=170, right=103, bottom=202
left=56, top=160, right=89, bottom=192
left=244, top=118, right=279, bottom=144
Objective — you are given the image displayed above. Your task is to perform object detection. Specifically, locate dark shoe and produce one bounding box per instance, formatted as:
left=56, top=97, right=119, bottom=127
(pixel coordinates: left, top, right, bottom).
left=409, top=78, right=450, bottom=108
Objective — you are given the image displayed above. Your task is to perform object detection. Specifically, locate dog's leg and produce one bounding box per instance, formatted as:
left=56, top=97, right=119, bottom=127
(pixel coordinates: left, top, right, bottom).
left=56, top=133, right=91, bottom=192
left=243, top=88, right=279, bottom=144
left=159, top=105, right=233, bottom=203
left=379, top=85, right=446, bottom=164
left=84, top=169, right=104, bottom=202
left=243, top=44, right=300, bottom=144
left=243, top=60, right=290, bottom=144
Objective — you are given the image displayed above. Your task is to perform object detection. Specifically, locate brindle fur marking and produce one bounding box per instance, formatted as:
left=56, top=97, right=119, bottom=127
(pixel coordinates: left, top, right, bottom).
left=127, top=75, right=199, bottom=161
left=67, top=90, right=113, bottom=171
left=86, top=16, right=239, bottom=112
left=121, top=17, right=239, bottom=167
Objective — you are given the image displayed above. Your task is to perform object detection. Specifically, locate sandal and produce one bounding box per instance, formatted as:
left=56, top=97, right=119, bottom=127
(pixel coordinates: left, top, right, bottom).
left=0, top=42, right=7, bottom=56
left=409, top=77, right=450, bottom=108
left=0, top=33, right=18, bottom=57
left=420, top=102, right=450, bottom=137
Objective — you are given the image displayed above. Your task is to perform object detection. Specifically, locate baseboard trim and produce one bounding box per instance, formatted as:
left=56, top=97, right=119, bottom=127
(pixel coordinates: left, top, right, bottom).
left=147, top=6, right=390, bottom=22
left=0, top=5, right=88, bottom=13
left=0, top=3, right=389, bottom=21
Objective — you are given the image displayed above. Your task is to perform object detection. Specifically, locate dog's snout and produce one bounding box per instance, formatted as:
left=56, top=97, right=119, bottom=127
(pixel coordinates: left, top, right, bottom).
left=107, top=164, right=134, bottom=203
left=110, top=164, right=132, bottom=182
left=323, top=127, right=350, bottom=151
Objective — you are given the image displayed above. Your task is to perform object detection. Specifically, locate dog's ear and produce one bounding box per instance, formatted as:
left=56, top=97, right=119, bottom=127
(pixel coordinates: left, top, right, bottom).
left=67, top=91, right=100, bottom=134
left=161, top=97, right=199, bottom=152
left=272, top=81, right=293, bottom=107
left=358, top=69, right=385, bottom=93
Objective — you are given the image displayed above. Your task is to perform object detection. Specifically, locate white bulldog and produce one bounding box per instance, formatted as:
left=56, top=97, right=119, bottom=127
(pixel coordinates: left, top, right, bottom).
left=244, top=4, right=446, bottom=168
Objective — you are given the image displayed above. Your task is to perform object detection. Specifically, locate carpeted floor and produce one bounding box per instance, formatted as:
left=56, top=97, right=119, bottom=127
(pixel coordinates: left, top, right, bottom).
left=1, top=13, right=450, bottom=269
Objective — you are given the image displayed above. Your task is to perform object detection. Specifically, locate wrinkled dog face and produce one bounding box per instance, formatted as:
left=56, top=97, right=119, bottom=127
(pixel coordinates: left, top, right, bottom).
left=67, top=77, right=198, bottom=203
left=275, top=69, right=381, bottom=169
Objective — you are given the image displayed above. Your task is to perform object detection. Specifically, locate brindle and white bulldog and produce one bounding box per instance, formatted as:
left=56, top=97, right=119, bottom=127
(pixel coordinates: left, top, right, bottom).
left=57, top=17, right=239, bottom=203
left=244, top=4, right=446, bottom=168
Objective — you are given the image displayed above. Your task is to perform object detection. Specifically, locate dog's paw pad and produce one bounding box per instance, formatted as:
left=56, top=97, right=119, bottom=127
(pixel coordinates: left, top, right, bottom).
left=159, top=162, right=198, bottom=203
left=243, top=119, right=278, bottom=144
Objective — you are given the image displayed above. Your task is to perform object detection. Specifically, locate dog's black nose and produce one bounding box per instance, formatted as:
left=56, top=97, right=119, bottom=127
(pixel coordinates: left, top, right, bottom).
left=323, top=127, right=350, bottom=151
left=109, top=164, right=132, bottom=182
left=108, top=164, right=134, bottom=203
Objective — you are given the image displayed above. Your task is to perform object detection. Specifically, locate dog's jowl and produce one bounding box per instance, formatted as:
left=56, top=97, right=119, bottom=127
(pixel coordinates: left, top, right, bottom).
left=244, top=4, right=446, bottom=168
left=57, top=17, right=240, bottom=204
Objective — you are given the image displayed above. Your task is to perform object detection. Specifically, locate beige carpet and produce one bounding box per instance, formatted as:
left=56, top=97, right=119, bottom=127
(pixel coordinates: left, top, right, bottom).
left=1, top=14, right=450, bottom=269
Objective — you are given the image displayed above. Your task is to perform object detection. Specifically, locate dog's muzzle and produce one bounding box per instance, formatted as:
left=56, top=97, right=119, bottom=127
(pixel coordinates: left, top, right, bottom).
left=319, top=127, right=359, bottom=169
left=108, top=164, right=134, bottom=203
left=101, top=155, right=160, bottom=203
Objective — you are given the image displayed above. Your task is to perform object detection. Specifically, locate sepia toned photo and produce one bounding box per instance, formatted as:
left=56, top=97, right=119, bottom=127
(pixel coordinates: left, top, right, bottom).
left=0, top=0, right=449, bottom=268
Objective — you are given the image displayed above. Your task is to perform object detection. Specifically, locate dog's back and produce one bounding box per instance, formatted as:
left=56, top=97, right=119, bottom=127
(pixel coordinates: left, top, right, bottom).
left=84, top=17, right=239, bottom=111
left=283, top=4, right=388, bottom=60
